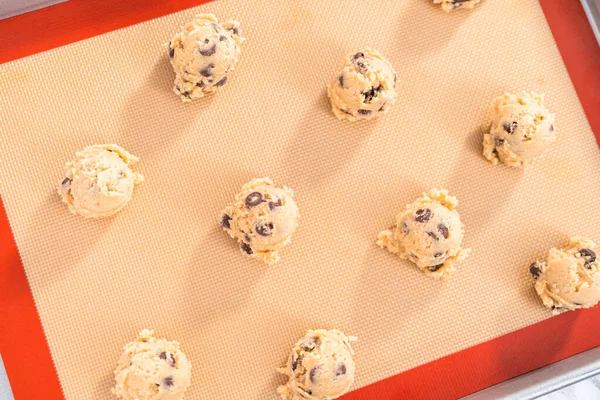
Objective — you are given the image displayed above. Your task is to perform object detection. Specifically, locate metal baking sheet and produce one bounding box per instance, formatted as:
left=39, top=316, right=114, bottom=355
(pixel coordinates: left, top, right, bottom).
left=582, top=0, right=600, bottom=44
left=462, top=346, right=600, bottom=399
left=0, top=0, right=68, bottom=21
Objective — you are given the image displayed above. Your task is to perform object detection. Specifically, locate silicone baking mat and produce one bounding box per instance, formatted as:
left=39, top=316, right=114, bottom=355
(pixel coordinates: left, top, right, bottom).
left=1, top=0, right=600, bottom=399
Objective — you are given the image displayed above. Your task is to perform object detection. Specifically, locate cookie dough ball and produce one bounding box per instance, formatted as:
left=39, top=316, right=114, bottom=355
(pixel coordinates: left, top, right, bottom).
left=169, top=14, right=244, bottom=102
left=277, top=329, right=357, bottom=400
left=221, top=177, right=299, bottom=264
left=483, top=92, right=556, bottom=167
left=529, top=237, right=600, bottom=314
left=327, top=49, right=397, bottom=122
left=377, top=189, right=469, bottom=278
left=58, top=144, right=143, bottom=218
left=113, top=329, right=192, bottom=400
left=433, top=0, right=482, bottom=12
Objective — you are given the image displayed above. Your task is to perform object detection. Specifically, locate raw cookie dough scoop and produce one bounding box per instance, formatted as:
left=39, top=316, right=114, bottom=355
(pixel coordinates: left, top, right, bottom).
left=377, top=189, right=469, bottom=278
left=483, top=91, right=556, bottom=167
left=58, top=144, right=143, bottom=218
left=433, top=0, right=483, bottom=12
left=530, top=237, right=600, bottom=314
left=169, top=14, right=244, bottom=102
left=113, top=329, right=192, bottom=400
left=221, top=177, right=299, bottom=264
left=277, top=329, right=357, bottom=400
left=327, top=49, right=398, bottom=121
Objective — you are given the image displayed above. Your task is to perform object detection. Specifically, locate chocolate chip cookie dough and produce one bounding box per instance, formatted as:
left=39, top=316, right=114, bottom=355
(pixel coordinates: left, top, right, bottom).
left=169, top=14, right=244, bottom=102
left=113, top=329, right=192, bottom=400
left=433, top=0, right=482, bottom=12
left=530, top=237, right=600, bottom=314
left=483, top=91, right=556, bottom=167
left=377, top=189, right=469, bottom=278
left=221, top=177, right=299, bottom=264
left=58, top=144, right=143, bottom=218
left=277, top=329, right=357, bottom=400
left=327, top=49, right=397, bottom=121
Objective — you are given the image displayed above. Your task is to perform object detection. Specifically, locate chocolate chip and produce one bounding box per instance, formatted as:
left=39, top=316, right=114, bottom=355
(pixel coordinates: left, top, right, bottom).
left=245, top=192, right=264, bottom=207
left=211, top=22, right=220, bottom=32
left=529, top=262, right=542, bottom=279
left=426, top=231, right=438, bottom=241
left=335, top=363, right=347, bottom=376
left=494, top=137, right=504, bottom=147
left=244, top=233, right=251, bottom=243
left=196, top=81, right=205, bottom=88
left=503, top=121, right=518, bottom=134
left=163, top=376, right=174, bottom=387
left=168, top=43, right=175, bottom=59
left=181, top=91, right=191, bottom=98
left=301, top=337, right=319, bottom=351
left=437, top=224, right=449, bottom=239
left=219, top=35, right=227, bottom=41
left=577, top=248, right=596, bottom=267
left=378, top=103, right=387, bottom=112
left=159, top=352, right=176, bottom=368
left=309, top=366, right=321, bottom=383
left=549, top=124, right=555, bottom=132
left=268, top=198, right=282, bottom=210
left=215, top=77, right=227, bottom=87
left=339, top=75, right=344, bottom=88
left=357, top=109, right=371, bottom=115
left=429, top=264, right=444, bottom=272
left=292, top=356, right=302, bottom=371
left=220, top=214, right=231, bottom=229
left=401, top=221, right=409, bottom=233
left=393, top=72, right=397, bottom=84
left=199, top=42, right=217, bottom=57
left=255, top=222, right=273, bottom=236
left=301, top=340, right=315, bottom=351
left=240, top=242, right=253, bottom=255
left=356, top=61, right=366, bottom=69
left=451, top=0, right=467, bottom=6
left=351, top=52, right=364, bottom=62
left=414, top=209, right=432, bottom=223
left=61, top=177, right=71, bottom=186
left=434, top=252, right=444, bottom=258
left=228, top=26, right=240, bottom=36
left=200, top=63, right=215, bottom=77
left=362, top=87, right=378, bottom=103
left=296, top=387, right=312, bottom=398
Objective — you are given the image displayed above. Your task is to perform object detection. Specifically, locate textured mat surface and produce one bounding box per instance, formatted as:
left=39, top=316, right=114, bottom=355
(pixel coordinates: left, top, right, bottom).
left=1, top=0, right=599, bottom=398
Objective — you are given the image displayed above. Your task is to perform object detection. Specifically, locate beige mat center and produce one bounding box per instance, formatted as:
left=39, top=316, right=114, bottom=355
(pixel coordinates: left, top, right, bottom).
left=1, top=0, right=600, bottom=398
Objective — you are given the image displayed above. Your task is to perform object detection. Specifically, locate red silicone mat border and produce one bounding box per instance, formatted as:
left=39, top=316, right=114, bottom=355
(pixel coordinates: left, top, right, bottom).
left=0, top=199, right=64, bottom=399
left=0, top=1, right=599, bottom=399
